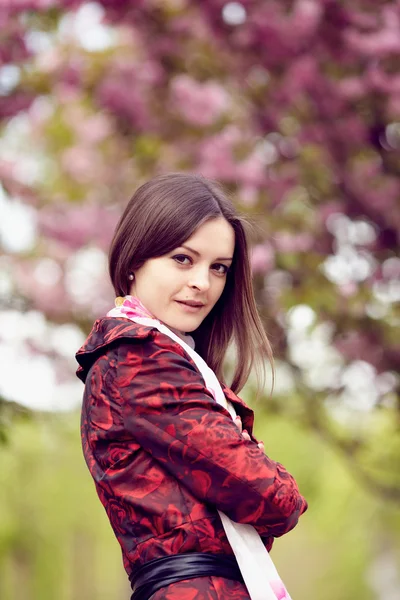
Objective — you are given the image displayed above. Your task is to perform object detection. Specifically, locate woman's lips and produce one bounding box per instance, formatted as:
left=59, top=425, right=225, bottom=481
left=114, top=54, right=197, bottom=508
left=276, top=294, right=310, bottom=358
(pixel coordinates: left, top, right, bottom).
left=175, top=301, right=204, bottom=313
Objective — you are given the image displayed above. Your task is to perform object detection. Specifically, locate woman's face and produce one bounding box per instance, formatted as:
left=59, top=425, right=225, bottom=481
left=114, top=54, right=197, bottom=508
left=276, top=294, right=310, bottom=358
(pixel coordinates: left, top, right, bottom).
left=129, top=217, right=235, bottom=335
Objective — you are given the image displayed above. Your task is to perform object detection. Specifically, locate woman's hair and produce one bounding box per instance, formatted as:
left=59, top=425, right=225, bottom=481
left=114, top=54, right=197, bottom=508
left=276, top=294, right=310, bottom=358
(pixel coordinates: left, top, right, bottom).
left=109, top=172, right=274, bottom=395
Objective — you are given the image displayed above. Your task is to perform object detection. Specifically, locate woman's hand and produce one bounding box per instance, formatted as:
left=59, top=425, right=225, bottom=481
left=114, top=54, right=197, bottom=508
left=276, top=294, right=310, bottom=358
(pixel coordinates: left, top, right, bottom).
left=234, top=416, right=264, bottom=451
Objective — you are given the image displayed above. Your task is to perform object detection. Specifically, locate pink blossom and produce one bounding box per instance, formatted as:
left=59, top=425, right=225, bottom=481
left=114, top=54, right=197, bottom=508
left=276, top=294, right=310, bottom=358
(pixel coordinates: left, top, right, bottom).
left=338, top=77, right=365, bottom=100
left=13, top=259, right=70, bottom=319
left=61, top=145, right=101, bottom=184
left=38, top=203, right=117, bottom=250
left=345, top=28, right=400, bottom=57
left=97, top=66, right=154, bottom=131
left=346, top=165, right=399, bottom=213
left=359, top=158, right=383, bottom=179
left=54, top=82, right=82, bottom=104
left=60, top=104, right=112, bottom=144
left=0, top=22, right=30, bottom=65
left=38, top=204, right=92, bottom=249
left=198, top=127, right=270, bottom=185
left=291, top=0, right=323, bottom=38
left=348, top=10, right=378, bottom=30
left=238, top=184, right=259, bottom=207
left=296, top=232, right=314, bottom=252
left=338, top=282, right=358, bottom=297
left=282, top=55, right=319, bottom=99
left=197, top=127, right=241, bottom=180
left=317, top=201, right=346, bottom=226
left=9, top=0, right=57, bottom=10
left=251, top=244, right=275, bottom=274
left=77, top=113, right=112, bottom=144
left=42, top=239, right=74, bottom=262
left=236, top=150, right=268, bottom=186
left=334, top=115, right=367, bottom=146
left=382, top=257, right=400, bottom=280
left=365, top=64, right=400, bottom=94
left=0, top=159, right=39, bottom=206
left=333, top=331, right=384, bottom=369
left=0, top=92, right=34, bottom=119
left=275, top=231, right=314, bottom=253
left=110, top=57, right=164, bottom=87
left=170, top=75, right=230, bottom=126
left=362, top=187, right=398, bottom=212
left=36, top=48, right=62, bottom=73
left=387, top=95, right=400, bottom=119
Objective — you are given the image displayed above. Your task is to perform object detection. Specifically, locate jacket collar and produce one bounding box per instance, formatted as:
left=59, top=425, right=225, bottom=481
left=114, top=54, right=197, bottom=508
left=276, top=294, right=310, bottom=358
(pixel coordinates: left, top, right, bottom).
left=221, top=383, right=254, bottom=429
left=75, top=317, right=154, bottom=382
left=75, top=317, right=254, bottom=428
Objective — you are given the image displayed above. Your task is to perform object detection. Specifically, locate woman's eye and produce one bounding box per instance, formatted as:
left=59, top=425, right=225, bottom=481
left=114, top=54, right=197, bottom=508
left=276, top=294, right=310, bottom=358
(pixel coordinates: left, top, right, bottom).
left=173, top=254, right=192, bottom=265
left=172, top=255, right=229, bottom=275
left=213, top=263, right=229, bottom=275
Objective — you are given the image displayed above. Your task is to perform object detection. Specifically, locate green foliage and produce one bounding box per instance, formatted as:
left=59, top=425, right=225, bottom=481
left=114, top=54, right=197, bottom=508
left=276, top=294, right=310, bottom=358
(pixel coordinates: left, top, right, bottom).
left=1, top=411, right=399, bottom=600
left=253, top=409, right=400, bottom=600
left=0, top=415, right=128, bottom=600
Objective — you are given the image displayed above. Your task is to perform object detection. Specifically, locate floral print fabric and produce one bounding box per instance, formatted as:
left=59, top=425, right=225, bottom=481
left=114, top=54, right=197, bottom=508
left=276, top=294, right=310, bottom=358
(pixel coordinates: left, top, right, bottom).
left=76, top=314, right=307, bottom=599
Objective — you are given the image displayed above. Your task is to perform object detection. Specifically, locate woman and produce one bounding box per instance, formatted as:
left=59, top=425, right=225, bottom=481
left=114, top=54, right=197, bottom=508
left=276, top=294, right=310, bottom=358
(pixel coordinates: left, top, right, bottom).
left=76, top=173, right=307, bottom=600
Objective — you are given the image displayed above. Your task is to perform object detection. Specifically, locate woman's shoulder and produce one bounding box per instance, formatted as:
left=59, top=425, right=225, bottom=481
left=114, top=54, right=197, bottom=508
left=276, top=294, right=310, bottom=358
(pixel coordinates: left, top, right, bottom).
left=75, top=316, right=189, bottom=383
left=77, top=316, right=153, bottom=354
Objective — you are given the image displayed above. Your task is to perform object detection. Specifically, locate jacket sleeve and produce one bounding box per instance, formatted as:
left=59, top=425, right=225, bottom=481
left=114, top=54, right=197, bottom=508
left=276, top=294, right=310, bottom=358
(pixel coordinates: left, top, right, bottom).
left=107, top=333, right=307, bottom=538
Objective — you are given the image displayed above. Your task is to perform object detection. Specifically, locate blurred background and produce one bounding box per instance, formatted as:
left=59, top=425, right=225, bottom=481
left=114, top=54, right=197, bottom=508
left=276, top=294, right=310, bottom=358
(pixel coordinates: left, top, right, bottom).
left=0, top=1, right=399, bottom=599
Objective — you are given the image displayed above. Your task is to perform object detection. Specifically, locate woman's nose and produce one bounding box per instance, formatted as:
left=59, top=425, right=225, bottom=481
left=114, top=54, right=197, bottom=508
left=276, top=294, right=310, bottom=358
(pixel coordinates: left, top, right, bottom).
left=188, top=268, right=211, bottom=291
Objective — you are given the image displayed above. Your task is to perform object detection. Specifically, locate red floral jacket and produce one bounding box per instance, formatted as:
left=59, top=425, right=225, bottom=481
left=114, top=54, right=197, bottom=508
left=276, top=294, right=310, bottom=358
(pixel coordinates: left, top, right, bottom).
left=76, top=317, right=307, bottom=596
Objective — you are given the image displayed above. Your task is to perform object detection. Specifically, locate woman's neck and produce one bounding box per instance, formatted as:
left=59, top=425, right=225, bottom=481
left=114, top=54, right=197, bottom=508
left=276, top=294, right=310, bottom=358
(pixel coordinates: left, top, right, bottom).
left=167, top=326, right=189, bottom=342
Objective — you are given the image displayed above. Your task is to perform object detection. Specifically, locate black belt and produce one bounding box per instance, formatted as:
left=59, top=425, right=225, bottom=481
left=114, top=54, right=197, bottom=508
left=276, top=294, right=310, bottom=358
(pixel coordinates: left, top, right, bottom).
left=129, top=552, right=245, bottom=600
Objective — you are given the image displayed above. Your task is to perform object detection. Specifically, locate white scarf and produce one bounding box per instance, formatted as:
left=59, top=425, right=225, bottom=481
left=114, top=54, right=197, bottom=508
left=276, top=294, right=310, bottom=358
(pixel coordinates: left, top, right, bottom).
left=107, top=306, right=292, bottom=600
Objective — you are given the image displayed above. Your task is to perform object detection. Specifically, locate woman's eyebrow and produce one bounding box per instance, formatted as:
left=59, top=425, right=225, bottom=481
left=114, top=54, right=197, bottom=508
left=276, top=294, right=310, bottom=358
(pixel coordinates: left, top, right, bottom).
left=180, top=244, right=233, bottom=262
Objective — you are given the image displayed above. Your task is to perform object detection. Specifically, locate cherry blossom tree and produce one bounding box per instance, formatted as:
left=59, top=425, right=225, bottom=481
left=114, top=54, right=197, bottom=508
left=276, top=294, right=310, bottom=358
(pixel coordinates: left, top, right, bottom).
left=0, top=0, right=399, bottom=500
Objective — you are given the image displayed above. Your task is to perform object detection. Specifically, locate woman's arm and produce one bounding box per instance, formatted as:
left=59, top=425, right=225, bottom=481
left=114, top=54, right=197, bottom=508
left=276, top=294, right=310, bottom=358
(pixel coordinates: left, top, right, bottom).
left=104, top=334, right=307, bottom=538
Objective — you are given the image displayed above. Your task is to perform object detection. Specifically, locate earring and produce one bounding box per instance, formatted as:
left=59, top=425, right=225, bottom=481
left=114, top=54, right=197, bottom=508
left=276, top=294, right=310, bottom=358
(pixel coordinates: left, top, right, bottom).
left=128, top=273, right=134, bottom=281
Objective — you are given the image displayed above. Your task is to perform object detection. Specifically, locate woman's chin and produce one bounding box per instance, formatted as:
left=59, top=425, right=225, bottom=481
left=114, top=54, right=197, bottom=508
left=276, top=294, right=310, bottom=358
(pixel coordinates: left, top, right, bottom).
left=167, top=321, right=198, bottom=335
left=163, top=316, right=202, bottom=336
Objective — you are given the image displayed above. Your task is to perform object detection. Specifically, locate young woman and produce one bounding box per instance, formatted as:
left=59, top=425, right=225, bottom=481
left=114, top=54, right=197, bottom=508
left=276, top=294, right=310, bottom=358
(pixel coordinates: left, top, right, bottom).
left=76, top=173, right=307, bottom=600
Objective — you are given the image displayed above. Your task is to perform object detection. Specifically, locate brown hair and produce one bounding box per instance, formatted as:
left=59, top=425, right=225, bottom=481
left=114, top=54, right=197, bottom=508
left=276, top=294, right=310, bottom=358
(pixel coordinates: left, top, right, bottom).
left=109, top=172, right=274, bottom=395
